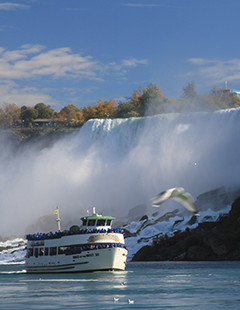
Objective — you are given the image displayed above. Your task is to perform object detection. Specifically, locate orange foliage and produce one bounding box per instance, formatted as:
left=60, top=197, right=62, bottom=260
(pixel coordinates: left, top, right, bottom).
left=57, top=104, right=83, bottom=124
left=3, top=103, right=21, bottom=126
left=95, top=99, right=117, bottom=118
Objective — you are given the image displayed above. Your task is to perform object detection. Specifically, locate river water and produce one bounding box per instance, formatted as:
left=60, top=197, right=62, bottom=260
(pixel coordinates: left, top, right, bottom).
left=1, top=261, right=240, bottom=309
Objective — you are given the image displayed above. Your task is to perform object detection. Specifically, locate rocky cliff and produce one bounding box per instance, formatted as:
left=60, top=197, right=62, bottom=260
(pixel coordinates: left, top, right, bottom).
left=132, top=196, right=240, bottom=261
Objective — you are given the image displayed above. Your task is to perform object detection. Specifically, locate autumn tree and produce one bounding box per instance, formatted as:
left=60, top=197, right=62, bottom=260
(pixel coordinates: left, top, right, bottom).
left=128, top=88, right=142, bottom=111
left=82, top=106, right=97, bottom=122
left=0, top=108, right=7, bottom=127
left=57, top=104, right=84, bottom=125
left=0, top=103, right=21, bottom=127
left=95, top=99, right=117, bottom=118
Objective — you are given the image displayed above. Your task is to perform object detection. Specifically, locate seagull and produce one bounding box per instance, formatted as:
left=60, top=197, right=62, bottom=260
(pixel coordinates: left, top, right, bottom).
left=120, top=281, right=126, bottom=285
left=128, top=299, right=134, bottom=304
left=152, top=187, right=199, bottom=216
left=113, top=297, right=119, bottom=302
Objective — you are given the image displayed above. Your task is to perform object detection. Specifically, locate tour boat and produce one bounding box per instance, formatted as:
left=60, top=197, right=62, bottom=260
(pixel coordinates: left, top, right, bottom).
left=25, top=208, right=128, bottom=273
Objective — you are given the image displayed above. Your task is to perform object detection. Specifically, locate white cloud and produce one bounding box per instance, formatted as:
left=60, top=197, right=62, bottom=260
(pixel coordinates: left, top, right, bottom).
left=187, top=57, right=240, bottom=85
left=122, top=58, right=148, bottom=67
left=188, top=58, right=213, bottom=65
left=0, top=81, right=58, bottom=108
left=0, top=45, right=99, bottom=80
left=0, top=44, right=148, bottom=107
left=106, top=58, right=148, bottom=74
left=0, top=44, right=148, bottom=81
left=0, top=3, right=29, bottom=10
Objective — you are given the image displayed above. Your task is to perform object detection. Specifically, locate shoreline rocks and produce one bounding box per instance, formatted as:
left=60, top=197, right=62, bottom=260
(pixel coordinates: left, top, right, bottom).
left=132, top=196, right=240, bottom=261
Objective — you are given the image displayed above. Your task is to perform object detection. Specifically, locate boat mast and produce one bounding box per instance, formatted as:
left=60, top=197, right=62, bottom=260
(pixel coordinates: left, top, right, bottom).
left=54, top=207, right=61, bottom=231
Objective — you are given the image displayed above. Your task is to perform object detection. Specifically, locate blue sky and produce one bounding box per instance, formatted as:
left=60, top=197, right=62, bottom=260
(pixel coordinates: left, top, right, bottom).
left=0, top=0, right=240, bottom=110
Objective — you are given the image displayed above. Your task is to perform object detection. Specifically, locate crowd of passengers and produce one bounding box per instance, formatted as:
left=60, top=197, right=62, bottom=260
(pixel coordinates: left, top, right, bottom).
left=26, top=227, right=125, bottom=241
left=63, top=243, right=128, bottom=255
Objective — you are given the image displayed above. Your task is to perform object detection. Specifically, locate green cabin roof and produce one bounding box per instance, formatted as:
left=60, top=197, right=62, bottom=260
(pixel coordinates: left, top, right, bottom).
left=81, top=215, right=115, bottom=220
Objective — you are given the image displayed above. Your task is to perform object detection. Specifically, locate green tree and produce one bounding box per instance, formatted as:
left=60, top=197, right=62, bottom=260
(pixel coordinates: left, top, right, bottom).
left=179, top=82, right=210, bottom=112
left=138, top=83, right=165, bottom=115
left=117, top=101, right=140, bottom=118
left=34, top=103, right=54, bottom=119
left=182, top=82, right=198, bottom=99
left=21, top=106, right=38, bottom=126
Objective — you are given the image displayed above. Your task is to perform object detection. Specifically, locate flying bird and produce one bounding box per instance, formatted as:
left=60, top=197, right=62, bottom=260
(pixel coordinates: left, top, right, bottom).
left=128, top=299, right=134, bottom=304
left=151, top=187, right=199, bottom=215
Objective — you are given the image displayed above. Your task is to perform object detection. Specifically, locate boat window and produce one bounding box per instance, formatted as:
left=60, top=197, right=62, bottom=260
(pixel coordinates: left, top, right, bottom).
left=50, top=247, right=57, bottom=256
left=96, top=219, right=106, bottom=226
left=34, top=248, right=38, bottom=258
left=44, top=248, right=49, bottom=256
left=63, top=245, right=82, bottom=255
left=82, top=219, right=87, bottom=226
left=58, top=246, right=68, bottom=255
left=28, top=248, right=33, bottom=257
left=71, top=245, right=82, bottom=254
left=88, top=219, right=96, bottom=226
left=39, top=248, right=44, bottom=256
left=107, top=219, right=112, bottom=226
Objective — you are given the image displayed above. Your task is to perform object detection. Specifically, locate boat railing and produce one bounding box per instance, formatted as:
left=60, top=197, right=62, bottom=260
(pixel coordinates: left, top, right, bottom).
left=26, top=227, right=125, bottom=241
left=64, top=243, right=128, bottom=255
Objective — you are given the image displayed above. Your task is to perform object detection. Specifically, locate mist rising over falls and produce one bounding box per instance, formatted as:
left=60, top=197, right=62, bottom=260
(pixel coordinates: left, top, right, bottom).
left=1, top=108, right=240, bottom=236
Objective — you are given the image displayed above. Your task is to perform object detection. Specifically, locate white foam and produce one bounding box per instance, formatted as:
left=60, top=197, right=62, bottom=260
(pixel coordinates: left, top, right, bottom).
left=0, top=238, right=26, bottom=265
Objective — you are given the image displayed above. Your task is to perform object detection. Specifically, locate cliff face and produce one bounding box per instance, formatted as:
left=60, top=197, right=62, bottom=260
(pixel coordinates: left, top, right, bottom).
left=132, top=196, right=240, bottom=261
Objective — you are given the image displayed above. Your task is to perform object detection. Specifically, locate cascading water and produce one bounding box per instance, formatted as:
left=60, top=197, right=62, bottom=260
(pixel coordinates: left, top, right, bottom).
left=78, top=108, right=240, bottom=208
left=0, top=108, right=240, bottom=238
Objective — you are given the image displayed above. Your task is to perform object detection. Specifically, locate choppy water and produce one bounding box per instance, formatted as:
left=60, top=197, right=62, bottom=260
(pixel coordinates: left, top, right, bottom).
left=1, top=261, right=240, bottom=309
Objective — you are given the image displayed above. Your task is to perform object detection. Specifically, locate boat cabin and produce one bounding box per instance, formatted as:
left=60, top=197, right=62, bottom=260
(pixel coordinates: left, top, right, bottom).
left=81, top=208, right=115, bottom=230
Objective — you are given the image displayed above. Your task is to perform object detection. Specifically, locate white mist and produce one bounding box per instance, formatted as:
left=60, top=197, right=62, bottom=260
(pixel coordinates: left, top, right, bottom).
left=0, top=108, right=240, bottom=236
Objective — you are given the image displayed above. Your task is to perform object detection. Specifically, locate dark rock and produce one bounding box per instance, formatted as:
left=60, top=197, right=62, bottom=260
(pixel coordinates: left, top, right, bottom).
left=187, top=215, right=198, bottom=225
left=132, top=195, right=240, bottom=261
left=186, top=246, right=212, bottom=261
left=140, top=215, right=148, bottom=221
left=207, top=237, right=229, bottom=256
left=123, top=229, right=137, bottom=238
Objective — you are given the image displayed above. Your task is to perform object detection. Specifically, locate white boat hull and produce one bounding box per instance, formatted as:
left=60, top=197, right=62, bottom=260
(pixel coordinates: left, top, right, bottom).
left=26, top=247, right=127, bottom=274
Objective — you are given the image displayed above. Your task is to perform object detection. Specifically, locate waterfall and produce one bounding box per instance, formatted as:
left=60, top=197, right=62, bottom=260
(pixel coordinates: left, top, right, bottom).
left=1, top=108, right=240, bottom=236
left=76, top=108, right=240, bottom=203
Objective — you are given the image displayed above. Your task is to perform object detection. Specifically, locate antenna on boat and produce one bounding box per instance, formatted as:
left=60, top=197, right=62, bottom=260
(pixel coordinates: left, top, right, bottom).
left=54, top=207, right=61, bottom=231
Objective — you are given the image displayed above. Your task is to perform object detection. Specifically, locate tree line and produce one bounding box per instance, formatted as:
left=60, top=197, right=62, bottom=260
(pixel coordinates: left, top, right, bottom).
left=1, top=82, right=240, bottom=128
